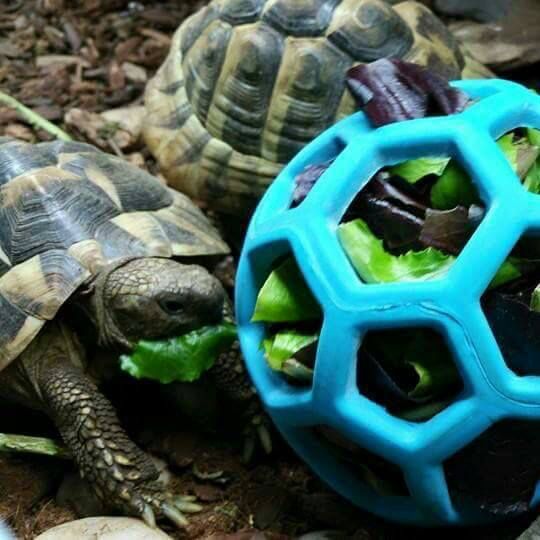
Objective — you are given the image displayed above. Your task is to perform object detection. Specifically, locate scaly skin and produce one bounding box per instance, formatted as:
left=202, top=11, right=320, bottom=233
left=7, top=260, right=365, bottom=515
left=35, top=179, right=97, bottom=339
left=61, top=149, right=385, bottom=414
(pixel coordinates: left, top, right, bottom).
left=0, top=256, right=270, bottom=526
left=209, top=341, right=272, bottom=460
left=0, top=321, right=200, bottom=528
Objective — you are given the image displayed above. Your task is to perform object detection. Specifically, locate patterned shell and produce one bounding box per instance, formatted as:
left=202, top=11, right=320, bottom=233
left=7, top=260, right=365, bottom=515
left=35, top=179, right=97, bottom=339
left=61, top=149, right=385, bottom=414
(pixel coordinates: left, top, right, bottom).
left=144, top=0, right=469, bottom=216
left=0, top=138, right=229, bottom=373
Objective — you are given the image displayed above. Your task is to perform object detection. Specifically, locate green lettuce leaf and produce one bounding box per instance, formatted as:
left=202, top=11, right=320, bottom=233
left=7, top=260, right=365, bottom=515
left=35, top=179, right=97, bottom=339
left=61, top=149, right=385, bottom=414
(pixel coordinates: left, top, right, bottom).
left=429, top=161, right=480, bottom=210
left=252, top=258, right=321, bottom=322
left=398, top=400, right=451, bottom=421
left=429, top=134, right=516, bottom=210
left=120, top=323, right=237, bottom=383
left=263, top=330, right=318, bottom=370
left=390, top=156, right=450, bottom=183
left=338, top=218, right=454, bottom=283
left=364, top=329, right=460, bottom=401
left=524, top=161, right=540, bottom=194
left=404, top=333, right=460, bottom=398
left=339, top=218, right=523, bottom=289
left=527, top=128, right=540, bottom=146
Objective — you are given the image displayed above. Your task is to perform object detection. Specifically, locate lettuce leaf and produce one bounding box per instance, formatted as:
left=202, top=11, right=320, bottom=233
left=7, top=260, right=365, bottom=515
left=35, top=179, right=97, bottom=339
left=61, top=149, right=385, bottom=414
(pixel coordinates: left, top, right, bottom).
left=338, top=218, right=455, bottom=283
left=263, top=330, right=318, bottom=370
left=524, top=161, right=540, bottom=194
left=429, top=134, right=517, bottom=210
left=390, top=156, right=450, bottom=184
left=430, top=161, right=480, bottom=210
left=527, top=128, right=540, bottom=146
left=339, top=218, right=524, bottom=288
left=120, top=323, right=237, bottom=383
left=252, top=258, right=320, bottom=323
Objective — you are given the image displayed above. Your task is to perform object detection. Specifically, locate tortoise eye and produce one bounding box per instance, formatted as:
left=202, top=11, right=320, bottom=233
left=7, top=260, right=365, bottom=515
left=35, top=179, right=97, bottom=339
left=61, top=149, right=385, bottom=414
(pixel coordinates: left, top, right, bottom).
left=160, top=300, right=185, bottom=315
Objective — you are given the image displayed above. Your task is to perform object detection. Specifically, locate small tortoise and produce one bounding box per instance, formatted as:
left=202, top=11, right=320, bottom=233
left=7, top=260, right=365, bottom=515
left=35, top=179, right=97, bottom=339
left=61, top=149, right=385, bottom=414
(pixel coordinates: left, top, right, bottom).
left=144, top=0, right=489, bottom=217
left=0, top=137, right=256, bottom=528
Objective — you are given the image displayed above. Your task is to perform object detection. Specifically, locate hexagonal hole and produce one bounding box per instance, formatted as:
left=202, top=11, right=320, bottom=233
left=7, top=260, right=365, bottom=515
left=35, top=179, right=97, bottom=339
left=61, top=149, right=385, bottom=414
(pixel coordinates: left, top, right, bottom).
left=445, top=419, right=540, bottom=516
left=481, top=231, right=540, bottom=377
left=251, top=247, right=322, bottom=387
left=312, top=425, right=409, bottom=496
left=291, top=149, right=489, bottom=284
left=337, top=155, right=489, bottom=284
left=357, top=327, right=464, bottom=422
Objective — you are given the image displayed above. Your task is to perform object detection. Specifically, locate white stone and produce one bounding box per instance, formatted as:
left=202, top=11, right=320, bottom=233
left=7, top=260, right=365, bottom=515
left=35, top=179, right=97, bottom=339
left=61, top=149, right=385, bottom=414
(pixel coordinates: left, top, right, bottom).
left=35, top=517, right=172, bottom=540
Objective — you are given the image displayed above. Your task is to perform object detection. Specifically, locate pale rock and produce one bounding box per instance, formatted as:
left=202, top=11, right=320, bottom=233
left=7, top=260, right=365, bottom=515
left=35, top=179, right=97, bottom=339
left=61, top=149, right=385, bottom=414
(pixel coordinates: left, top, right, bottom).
left=35, top=517, right=172, bottom=540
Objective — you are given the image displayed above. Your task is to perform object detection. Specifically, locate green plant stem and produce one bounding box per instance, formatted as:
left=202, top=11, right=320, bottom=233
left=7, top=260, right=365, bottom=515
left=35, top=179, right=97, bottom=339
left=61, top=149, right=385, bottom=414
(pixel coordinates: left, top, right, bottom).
left=0, top=91, right=72, bottom=141
left=0, top=433, right=71, bottom=459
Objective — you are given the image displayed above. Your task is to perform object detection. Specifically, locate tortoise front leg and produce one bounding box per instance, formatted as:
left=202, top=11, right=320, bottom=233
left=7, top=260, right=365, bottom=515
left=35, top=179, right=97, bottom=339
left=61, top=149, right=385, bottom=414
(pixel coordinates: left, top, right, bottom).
left=209, top=341, right=273, bottom=461
left=37, top=358, right=201, bottom=528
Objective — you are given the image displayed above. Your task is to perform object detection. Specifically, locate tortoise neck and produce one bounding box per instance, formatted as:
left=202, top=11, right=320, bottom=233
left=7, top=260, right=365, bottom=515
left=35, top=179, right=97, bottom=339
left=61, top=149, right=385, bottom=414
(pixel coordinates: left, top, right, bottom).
left=87, top=257, right=141, bottom=350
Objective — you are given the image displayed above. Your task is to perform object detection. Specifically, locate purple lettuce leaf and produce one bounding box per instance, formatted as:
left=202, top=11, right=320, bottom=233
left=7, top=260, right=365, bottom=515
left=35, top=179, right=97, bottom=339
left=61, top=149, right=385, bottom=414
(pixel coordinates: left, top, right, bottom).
left=292, top=159, right=333, bottom=206
left=419, top=205, right=484, bottom=255
left=346, top=58, right=471, bottom=127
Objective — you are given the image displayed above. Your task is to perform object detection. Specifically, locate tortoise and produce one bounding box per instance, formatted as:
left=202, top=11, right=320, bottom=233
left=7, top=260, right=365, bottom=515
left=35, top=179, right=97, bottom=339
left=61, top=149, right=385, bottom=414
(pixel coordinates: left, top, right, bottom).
left=143, top=0, right=491, bottom=218
left=0, top=137, right=259, bottom=528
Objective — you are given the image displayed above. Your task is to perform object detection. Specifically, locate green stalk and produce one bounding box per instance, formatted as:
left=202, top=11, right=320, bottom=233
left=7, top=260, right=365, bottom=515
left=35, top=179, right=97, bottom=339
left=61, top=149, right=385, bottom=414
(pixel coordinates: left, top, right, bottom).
left=0, top=91, right=72, bottom=141
left=0, top=433, right=71, bottom=459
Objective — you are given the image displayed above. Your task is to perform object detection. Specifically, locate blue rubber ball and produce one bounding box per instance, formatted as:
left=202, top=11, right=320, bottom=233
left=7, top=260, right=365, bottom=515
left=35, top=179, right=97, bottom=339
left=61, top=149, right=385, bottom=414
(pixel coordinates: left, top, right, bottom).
left=235, top=79, right=540, bottom=526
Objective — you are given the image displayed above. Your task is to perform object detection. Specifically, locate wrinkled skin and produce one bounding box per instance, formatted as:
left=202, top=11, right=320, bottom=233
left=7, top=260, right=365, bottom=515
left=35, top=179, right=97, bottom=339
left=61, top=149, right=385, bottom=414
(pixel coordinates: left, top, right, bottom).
left=0, top=256, right=267, bottom=529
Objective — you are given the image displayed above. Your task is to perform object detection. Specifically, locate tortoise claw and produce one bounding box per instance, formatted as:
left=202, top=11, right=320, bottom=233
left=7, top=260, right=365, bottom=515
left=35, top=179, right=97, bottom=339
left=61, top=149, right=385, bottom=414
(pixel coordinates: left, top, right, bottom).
left=173, top=497, right=203, bottom=513
left=242, top=411, right=273, bottom=462
left=257, top=423, right=272, bottom=455
left=142, top=504, right=156, bottom=529
left=162, top=502, right=189, bottom=528
left=192, top=463, right=224, bottom=481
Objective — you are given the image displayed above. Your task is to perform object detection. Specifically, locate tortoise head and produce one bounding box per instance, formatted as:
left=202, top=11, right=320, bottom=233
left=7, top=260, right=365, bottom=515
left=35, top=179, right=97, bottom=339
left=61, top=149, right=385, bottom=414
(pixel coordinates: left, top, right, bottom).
left=91, top=257, right=225, bottom=347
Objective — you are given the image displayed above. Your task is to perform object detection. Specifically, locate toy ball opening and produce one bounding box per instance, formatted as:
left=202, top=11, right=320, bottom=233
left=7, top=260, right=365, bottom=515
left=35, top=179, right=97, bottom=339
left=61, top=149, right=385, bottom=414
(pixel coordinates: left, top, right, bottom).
left=235, top=79, right=540, bottom=526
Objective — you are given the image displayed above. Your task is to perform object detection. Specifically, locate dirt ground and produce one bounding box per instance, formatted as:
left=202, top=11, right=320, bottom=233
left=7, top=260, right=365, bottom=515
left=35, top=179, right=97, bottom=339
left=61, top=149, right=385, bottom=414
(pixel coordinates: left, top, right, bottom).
left=0, top=1, right=540, bottom=539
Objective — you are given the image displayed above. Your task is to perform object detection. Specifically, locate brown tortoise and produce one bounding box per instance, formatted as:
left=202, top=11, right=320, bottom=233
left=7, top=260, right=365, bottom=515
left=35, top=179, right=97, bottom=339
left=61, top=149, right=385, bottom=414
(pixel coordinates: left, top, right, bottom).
left=0, top=137, right=260, bottom=528
left=144, top=0, right=491, bottom=218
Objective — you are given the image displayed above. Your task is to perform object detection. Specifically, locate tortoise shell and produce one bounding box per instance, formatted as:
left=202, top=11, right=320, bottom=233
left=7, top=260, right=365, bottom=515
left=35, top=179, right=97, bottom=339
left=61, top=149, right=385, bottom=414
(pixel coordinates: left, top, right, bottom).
left=144, top=0, right=468, bottom=216
left=0, top=137, right=229, bottom=373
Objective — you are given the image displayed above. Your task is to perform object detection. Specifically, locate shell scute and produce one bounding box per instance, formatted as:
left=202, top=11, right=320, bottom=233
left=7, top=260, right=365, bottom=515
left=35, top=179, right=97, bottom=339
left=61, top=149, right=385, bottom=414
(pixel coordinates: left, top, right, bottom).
left=0, top=250, right=90, bottom=321
left=262, top=0, right=340, bottom=37
left=61, top=151, right=173, bottom=212
left=0, top=295, right=43, bottom=372
left=220, top=0, right=266, bottom=25
left=205, top=22, right=284, bottom=156
left=327, top=0, right=414, bottom=61
left=184, top=19, right=233, bottom=126
left=180, top=3, right=222, bottom=57
left=0, top=167, right=119, bottom=264
left=261, top=37, right=351, bottom=163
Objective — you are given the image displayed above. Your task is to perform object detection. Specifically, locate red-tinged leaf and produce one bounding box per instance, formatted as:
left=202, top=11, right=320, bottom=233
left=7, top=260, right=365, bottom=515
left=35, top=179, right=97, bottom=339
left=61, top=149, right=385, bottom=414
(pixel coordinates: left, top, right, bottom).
left=292, top=159, right=333, bottom=206
left=346, top=58, right=471, bottom=127
left=419, top=205, right=484, bottom=255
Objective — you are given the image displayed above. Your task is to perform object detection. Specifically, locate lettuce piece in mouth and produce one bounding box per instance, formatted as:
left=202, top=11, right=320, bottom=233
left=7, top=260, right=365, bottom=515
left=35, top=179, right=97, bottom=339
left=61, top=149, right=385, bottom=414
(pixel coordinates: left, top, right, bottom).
left=252, top=257, right=321, bottom=323
left=263, top=330, right=318, bottom=371
left=120, top=323, right=237, bottom=383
